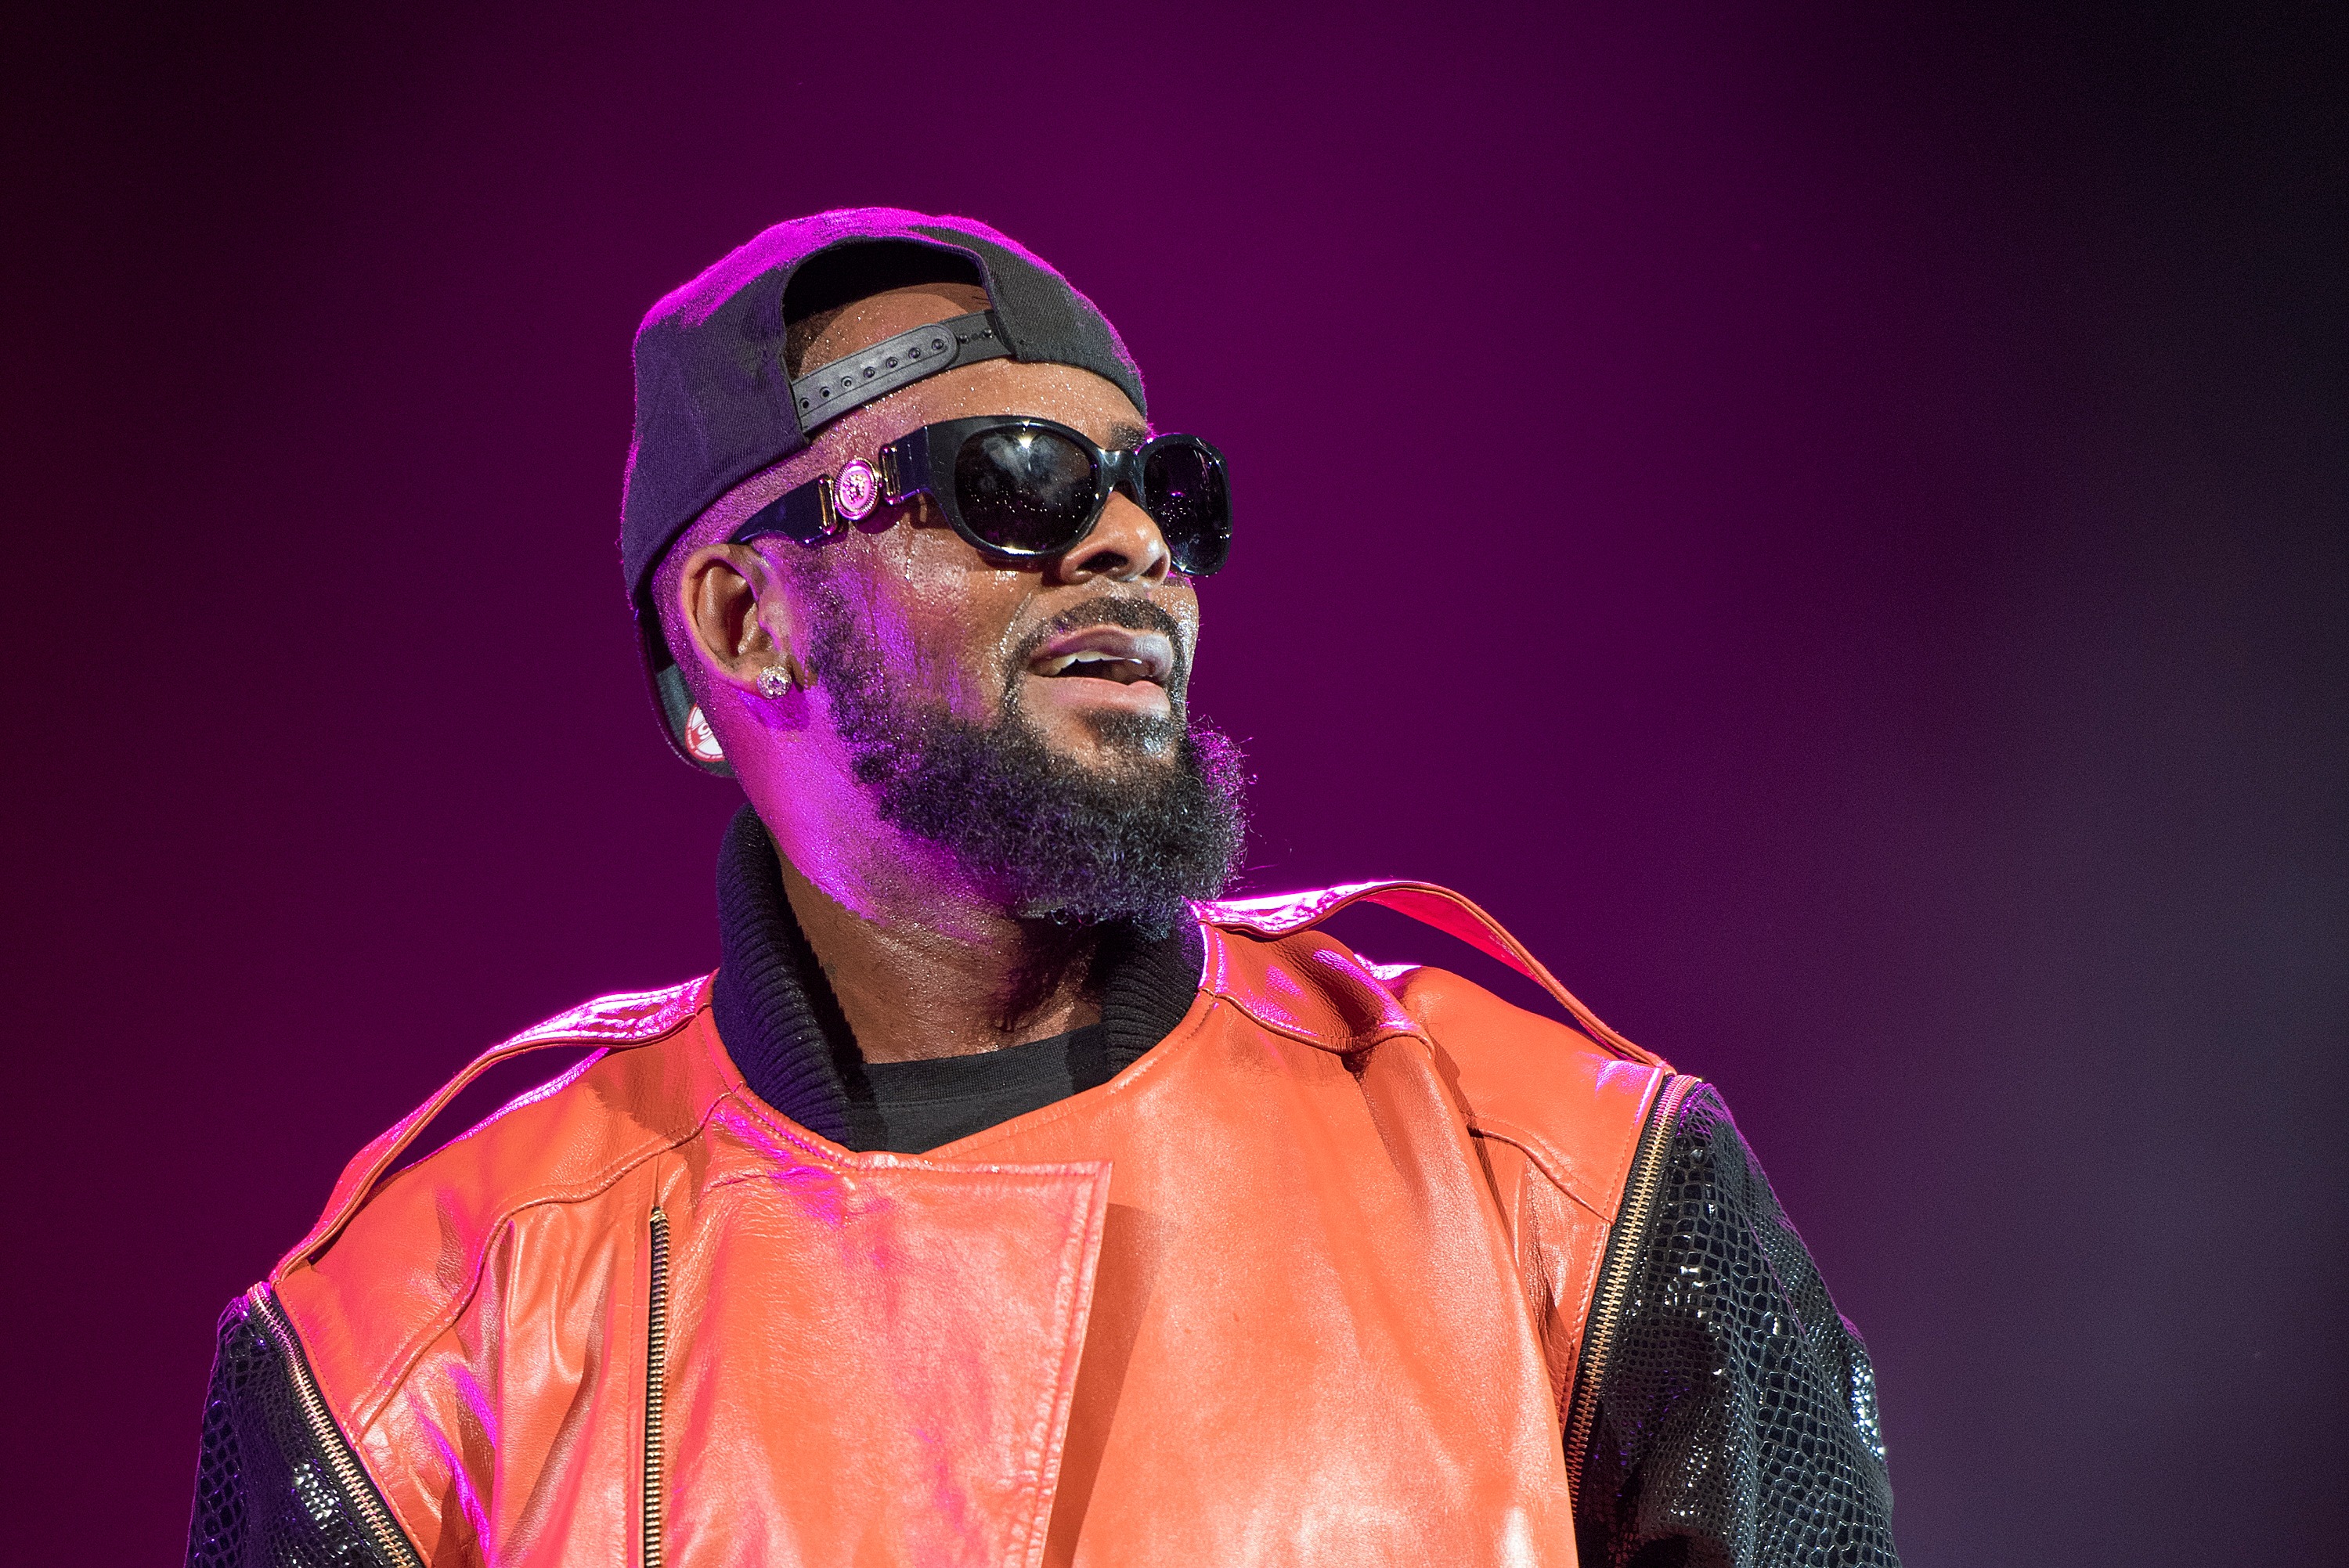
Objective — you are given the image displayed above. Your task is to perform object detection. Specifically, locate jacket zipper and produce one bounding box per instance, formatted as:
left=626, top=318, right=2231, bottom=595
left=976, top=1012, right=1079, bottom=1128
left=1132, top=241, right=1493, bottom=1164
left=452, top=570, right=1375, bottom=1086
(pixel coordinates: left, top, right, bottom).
left=644, top=1206, right=672, bottom=1568
left=1561, top=1072, right=1699, bottom=1494
left=248, top=1286, right=424, bottom=1568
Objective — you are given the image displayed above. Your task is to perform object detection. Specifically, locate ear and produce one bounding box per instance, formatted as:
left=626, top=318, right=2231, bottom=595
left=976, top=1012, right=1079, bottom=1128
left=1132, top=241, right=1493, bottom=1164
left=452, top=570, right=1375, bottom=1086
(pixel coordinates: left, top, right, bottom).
left=674, top=541, right=803, bottom=694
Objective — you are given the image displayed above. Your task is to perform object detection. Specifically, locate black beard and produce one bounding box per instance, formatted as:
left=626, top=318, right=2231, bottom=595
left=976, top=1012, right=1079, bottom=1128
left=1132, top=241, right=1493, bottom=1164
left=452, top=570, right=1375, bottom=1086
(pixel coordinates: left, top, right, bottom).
left=804, top=579, right=1250, bottom=948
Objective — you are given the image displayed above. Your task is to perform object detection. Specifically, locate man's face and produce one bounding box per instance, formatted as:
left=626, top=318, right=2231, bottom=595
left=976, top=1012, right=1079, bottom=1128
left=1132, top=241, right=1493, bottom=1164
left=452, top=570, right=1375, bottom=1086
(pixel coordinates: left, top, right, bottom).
left=684, top=283, right=1244, bottom=927
left=788, top=283, right=1198, bottom=775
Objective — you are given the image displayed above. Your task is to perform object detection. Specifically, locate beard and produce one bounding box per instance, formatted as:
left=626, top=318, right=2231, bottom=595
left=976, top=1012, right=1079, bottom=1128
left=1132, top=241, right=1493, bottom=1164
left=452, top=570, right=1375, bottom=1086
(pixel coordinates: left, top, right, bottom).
left=803, top=578, right=1249, bottom=942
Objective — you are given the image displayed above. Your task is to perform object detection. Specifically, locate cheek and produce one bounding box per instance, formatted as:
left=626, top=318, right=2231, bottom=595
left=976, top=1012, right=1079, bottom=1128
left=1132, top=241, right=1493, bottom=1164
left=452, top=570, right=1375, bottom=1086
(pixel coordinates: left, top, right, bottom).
left=1163, top=586, right=1203, bottom=679
left=840, top=535, right=1028, bottom=719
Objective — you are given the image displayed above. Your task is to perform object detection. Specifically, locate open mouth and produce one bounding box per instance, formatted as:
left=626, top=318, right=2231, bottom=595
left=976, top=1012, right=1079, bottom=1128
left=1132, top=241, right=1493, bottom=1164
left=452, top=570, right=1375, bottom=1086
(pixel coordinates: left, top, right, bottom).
left=1028, top=626, right=1174, bottom=689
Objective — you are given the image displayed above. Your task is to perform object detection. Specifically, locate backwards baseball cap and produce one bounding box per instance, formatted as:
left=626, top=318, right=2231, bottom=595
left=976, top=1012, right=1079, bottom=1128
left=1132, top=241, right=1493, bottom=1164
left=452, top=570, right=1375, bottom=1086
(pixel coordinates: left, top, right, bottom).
left=620, top=207, right=1149, bottom=774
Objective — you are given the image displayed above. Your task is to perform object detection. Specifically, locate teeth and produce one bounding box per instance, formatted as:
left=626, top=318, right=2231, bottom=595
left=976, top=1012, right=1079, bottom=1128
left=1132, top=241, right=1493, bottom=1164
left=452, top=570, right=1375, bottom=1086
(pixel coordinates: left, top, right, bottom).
left=1036, top=650, right=1153, bottom=680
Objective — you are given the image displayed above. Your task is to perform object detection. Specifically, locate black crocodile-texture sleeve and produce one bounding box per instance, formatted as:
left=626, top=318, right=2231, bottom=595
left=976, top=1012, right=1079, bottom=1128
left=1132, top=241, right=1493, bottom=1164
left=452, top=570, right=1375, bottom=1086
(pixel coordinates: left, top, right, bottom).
left=186, top=1295, right=405, bottom=1568
left=1573, top=1083, right=1900, bottom=1568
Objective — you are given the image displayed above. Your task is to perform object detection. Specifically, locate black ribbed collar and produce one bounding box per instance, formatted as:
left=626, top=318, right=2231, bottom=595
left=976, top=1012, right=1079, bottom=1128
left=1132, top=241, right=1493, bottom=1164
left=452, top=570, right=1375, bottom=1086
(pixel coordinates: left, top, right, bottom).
left=709, top=804, right=1205, bottom=1148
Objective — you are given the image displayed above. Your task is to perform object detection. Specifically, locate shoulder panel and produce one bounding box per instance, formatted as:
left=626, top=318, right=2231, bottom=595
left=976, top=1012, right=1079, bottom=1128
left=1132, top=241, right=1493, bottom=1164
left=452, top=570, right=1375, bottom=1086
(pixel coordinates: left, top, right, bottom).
left=1196, top=881, right=1663, bottom=1067
left=272, top=976, right=716, bottom=1281
left=1196, top=881, right=1669, bottom=1219
left=1392, top=964, right=1666, bottom=1223
left=266, top=981, right=739, bottom=1441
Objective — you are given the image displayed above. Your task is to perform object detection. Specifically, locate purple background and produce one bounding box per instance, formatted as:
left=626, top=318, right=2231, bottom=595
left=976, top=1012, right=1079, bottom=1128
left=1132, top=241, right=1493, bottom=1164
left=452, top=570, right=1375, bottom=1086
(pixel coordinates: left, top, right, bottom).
left=5, top=3, right=2342, bottom=1561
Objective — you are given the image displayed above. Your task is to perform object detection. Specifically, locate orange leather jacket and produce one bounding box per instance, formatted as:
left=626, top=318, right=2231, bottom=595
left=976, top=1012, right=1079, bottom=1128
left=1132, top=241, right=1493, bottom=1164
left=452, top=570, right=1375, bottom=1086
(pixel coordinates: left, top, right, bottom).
left=187, top=882, right=1897, bottom=1567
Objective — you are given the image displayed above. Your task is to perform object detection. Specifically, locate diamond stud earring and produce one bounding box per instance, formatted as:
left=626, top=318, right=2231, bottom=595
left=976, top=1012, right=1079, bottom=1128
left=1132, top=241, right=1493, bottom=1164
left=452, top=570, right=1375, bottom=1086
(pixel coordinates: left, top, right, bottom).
left=756, top=663, right=795, bottom=700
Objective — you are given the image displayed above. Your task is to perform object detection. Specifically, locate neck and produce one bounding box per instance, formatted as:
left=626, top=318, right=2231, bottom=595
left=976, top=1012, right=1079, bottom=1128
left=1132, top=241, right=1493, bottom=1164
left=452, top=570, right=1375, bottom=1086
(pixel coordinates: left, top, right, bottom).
left=741, top=733, right=1102, bottom=1062
left=774, top=843, right=1102, bottom=1064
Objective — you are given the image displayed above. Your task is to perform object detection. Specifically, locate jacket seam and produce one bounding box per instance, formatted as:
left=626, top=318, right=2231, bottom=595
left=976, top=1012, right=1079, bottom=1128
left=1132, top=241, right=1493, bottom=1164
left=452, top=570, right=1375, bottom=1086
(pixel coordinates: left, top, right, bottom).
left=1464, top=1115, right=1621, bottom=1224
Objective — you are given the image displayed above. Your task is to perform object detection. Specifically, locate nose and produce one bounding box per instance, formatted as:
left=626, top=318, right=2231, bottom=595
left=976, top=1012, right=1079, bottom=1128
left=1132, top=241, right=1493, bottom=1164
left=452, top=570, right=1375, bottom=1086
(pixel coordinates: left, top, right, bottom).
left=1052, top=491, right=1171, bottom=586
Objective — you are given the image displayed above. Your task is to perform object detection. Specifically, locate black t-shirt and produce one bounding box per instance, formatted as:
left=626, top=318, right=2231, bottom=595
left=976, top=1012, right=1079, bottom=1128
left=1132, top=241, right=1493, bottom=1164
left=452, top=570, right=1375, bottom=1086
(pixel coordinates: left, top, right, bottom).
left=855, top=1022, right=1115, bottom=1153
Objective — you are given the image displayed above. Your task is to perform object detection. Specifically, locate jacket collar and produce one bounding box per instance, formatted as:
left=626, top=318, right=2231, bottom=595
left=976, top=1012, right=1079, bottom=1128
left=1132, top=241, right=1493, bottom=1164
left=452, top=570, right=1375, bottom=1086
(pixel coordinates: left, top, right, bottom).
left=709, top=804, right=1204, bottom=1147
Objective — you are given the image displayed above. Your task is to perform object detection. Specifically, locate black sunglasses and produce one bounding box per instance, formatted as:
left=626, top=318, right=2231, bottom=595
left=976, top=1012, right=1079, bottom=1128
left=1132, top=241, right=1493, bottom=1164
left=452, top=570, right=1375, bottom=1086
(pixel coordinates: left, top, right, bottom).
left=730, top=416, right=1232, bottom=577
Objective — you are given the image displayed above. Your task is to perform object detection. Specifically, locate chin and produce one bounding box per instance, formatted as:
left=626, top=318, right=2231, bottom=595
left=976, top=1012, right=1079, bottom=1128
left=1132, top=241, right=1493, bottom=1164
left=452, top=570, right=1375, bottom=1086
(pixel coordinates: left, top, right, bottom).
left=1066, top=708, right=1185, bottom=761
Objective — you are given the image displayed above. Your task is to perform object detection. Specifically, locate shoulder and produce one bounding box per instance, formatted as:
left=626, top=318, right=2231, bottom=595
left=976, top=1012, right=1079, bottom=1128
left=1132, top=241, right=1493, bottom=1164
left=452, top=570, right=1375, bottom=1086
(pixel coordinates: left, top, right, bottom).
left=266, top=979, right=735, bottom=1418
left=1195, top=884, right=1672, bottom=1220
left=1388, top=964, right=1669, bottom=1218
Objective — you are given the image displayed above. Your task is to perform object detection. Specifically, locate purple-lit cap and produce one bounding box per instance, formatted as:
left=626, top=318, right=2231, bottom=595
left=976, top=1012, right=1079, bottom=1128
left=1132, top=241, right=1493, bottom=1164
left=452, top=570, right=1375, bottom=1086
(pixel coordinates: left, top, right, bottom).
left=621, top=207, right=1149, bottom=773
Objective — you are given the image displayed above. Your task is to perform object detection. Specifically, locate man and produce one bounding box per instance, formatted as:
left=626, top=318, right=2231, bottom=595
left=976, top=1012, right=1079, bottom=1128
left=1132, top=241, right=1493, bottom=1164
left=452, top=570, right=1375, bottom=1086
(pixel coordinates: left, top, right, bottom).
left=187, top=208, right=1898, bottom=1566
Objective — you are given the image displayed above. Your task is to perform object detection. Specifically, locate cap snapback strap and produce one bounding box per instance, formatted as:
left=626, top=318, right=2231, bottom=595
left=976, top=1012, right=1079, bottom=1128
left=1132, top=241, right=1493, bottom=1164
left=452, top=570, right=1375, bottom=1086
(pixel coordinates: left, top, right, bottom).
left=790, top=309, right=1010, bottom=434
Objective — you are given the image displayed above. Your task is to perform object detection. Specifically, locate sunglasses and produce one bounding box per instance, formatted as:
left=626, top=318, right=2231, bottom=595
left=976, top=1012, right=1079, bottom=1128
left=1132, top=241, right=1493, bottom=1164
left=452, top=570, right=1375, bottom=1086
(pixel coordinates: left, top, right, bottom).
left=730, top=416, right=1232, bottom=577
